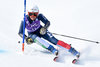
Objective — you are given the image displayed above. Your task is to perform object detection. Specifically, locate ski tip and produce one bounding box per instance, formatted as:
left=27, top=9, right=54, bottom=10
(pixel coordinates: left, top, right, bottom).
left=53, top=57, right=58, bottom=62
left=72, top=59, right=78, bottom=64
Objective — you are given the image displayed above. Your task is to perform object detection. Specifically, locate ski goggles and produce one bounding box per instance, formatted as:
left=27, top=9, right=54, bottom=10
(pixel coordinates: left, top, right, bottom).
left=28, top=12, right=38, bottom=16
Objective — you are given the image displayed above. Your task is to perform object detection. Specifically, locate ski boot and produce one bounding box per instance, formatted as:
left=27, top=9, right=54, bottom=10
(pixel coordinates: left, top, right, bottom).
left=69, top=47, right=80, bottom=64
left=47, top=45, right=58, bottom=55
left=47, top=45, right=59, bottom=61
left=53, top=50, right=60, bottom=61
left=69, top=47, right=80, bottom=57
left=54, top=50, right=59, bottom=56
left=53, top=50, right=59, bottom=61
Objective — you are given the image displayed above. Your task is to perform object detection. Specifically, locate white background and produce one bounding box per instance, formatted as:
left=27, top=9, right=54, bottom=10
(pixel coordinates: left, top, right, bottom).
left=0, top=0, right=100, bottom=67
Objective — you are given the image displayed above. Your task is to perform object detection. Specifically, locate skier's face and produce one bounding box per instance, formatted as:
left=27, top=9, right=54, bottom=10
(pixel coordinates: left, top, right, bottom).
left=29, top=15, right=36, bottom=20
left=28, top=12, right=38, bottom=20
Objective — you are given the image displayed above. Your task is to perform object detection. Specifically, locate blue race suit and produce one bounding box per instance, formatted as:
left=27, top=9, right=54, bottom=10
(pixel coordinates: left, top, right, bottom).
left=18, top=14, right=58, bottom=45
left=18, top=14, right=58, bottom=54
left=18, top=13, right=80, bottom=56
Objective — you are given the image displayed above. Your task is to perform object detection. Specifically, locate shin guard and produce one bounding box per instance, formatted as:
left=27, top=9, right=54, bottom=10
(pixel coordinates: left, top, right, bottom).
left=57, top=40, right=71, bottom=49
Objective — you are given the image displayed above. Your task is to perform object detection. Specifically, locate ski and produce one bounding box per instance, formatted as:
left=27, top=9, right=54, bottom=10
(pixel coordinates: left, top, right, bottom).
left=53, top=55, right=80, bottom=63
left=72, top=53, right=80, bottom=64
left=53, top=52, right=80, bottom=64
left=53, top=56, right=58, bottom=61
left=72, top=58, right=79, bottom=64
left=53, top=50, right=60, bottom=62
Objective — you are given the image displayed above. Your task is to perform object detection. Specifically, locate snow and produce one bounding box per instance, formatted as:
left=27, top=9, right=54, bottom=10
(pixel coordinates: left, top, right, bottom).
left=0, top=0, right=100, bottom=67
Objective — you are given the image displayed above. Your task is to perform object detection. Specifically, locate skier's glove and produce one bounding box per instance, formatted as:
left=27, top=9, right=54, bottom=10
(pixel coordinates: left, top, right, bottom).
left=26, top=37, right=33, bottom=45
left=18, top=33, right=27, bottom=39
left=40, top=21, right=50, bottom=35
left=40, top=27, right=47, bottom=35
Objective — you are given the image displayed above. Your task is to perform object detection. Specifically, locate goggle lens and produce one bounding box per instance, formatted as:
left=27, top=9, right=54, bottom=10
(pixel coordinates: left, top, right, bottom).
left=28, top=12, right=38, bottom=16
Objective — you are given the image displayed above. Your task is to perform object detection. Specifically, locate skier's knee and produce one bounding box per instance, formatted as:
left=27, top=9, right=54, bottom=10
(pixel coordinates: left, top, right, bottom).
left=29, top=34, right=37, bottom=42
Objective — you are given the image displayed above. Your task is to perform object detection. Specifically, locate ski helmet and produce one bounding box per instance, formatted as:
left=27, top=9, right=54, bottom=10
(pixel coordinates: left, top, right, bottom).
left=27, top=6, right=39, bottom=16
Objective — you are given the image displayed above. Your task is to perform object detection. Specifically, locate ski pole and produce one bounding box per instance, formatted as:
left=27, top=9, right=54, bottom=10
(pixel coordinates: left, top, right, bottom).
left=52, top=33, right=99, bottom=44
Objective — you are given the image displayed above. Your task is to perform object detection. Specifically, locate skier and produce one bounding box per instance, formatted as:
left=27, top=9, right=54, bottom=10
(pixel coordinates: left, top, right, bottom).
left=18, top=6, right=80, bottom=58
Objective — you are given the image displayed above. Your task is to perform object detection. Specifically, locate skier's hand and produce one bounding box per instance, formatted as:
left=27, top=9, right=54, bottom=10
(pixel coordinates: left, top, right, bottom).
left=26, top=37, right=33, bottom=45
left=40, top=27, right=47, bottom=35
